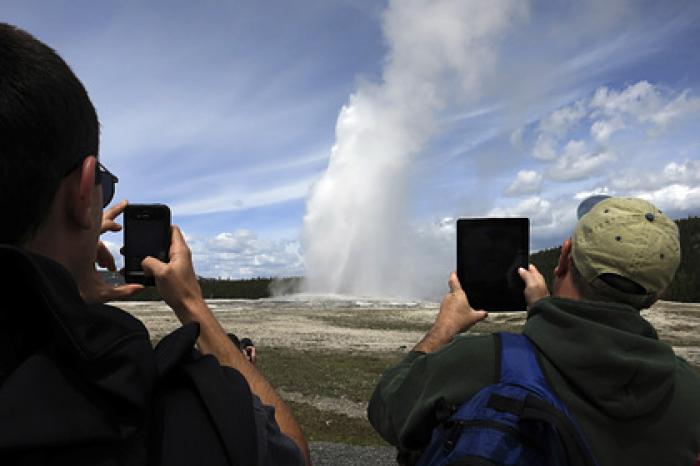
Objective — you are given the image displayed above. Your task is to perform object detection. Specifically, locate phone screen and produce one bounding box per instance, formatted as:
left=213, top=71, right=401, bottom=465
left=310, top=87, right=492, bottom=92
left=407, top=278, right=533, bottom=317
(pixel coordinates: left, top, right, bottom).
left=124, top=204, right=171, bottom=285
left=457, top=218, right=529, bottom=312
left=127, top=219, right=168, bottom=257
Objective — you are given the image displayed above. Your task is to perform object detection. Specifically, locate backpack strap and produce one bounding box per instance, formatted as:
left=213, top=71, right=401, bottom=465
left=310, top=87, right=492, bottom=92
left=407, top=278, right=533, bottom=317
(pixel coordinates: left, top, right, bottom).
left=150, top=324, right=257, bottom=466
left=495, top=332, right=598, bottom=466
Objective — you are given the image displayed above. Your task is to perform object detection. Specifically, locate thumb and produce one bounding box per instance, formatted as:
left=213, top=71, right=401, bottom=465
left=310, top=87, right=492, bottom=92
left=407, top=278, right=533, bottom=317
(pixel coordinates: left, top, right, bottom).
left=518, top=267, right=534, bottom=285
left=448, top=272, right=463, bottom=293
left=473, top=309, right=488, bottom=322
left=141, top=256, right=166, bottom=277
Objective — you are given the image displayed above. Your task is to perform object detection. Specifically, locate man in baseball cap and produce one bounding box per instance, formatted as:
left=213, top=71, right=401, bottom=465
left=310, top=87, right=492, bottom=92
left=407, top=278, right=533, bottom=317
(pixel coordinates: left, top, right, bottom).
left=369, top=196, right=700, bottom=465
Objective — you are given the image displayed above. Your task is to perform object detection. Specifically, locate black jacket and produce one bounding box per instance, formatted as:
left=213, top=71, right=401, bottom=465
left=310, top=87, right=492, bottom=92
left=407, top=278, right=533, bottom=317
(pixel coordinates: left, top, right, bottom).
left=0, top=245, right=268, bottom=465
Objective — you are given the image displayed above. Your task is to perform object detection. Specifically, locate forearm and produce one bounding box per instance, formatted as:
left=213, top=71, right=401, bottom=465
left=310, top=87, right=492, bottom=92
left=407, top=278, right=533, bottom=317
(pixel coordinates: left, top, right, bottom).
left=176, top=299, right=311, bottom=465
left=413, top=324, right=457, bottom=353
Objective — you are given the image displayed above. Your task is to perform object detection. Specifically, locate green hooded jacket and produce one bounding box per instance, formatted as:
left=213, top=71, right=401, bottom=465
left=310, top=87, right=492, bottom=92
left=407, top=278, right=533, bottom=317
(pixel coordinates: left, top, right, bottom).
left=368, top=296, right=700, bottom=466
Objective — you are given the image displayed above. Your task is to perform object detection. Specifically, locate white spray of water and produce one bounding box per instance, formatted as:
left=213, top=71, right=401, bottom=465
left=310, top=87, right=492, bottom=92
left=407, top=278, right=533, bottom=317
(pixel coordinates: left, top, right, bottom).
left=303, top=0, right=526, bottom=299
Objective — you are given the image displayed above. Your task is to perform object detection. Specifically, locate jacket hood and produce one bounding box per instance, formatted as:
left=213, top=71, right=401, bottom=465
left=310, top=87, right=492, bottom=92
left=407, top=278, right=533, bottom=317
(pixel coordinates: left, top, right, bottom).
left=0, top=245, right=156, bottom=450
left=523, top=296, right=675, bottom=420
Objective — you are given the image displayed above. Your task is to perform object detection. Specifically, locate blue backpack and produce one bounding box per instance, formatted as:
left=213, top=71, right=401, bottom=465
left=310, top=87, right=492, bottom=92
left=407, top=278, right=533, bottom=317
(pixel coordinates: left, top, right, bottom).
left=416, top=332, right=598, bottom=466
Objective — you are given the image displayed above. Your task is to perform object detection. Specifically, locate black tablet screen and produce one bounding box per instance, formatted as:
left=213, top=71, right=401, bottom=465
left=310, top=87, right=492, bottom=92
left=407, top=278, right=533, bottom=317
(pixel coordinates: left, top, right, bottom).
left=456, top=218, right=529, bottom=312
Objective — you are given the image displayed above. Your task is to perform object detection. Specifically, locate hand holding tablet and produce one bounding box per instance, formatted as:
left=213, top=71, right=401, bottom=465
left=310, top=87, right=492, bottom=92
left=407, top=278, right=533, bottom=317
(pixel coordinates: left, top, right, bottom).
left=456, top=218, right=529, bottom=312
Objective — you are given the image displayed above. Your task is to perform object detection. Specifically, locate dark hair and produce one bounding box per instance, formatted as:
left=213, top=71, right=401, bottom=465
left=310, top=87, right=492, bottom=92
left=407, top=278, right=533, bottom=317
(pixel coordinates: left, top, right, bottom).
left=570, top=260, right=651, bottom=310
left=0, top=23, right=99, bottom=244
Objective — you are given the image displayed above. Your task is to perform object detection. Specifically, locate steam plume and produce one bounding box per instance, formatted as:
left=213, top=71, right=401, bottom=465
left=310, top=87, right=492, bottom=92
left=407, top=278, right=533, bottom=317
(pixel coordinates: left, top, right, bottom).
left=303, top=0, right=525, bottom=298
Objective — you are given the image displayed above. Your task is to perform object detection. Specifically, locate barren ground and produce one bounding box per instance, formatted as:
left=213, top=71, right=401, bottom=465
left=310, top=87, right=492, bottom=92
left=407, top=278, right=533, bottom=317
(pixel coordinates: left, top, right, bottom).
left=119, top=298, right=700, bottom=434
left=120, top=298, right=700, bottom=367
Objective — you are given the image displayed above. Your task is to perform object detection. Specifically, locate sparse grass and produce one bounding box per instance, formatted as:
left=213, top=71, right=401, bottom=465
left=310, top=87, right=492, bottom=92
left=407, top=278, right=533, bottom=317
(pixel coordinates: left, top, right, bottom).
left=256, top=346, right=404, bottom=403
left=668, top=324, right=698, bottom=333
left=666, top=338, right=700, bottom=347
left=315, top=314, right=433, bottom=332
left=664, top=309, right=700, bottom=317
left=286, top=401, right=389, bottom=446
left=255, top=346, right=405, bottom=446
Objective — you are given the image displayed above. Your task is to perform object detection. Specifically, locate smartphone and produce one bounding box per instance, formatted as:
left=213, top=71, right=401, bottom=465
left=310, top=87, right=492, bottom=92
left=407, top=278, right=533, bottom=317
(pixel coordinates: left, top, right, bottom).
left=456, top=218, right=529, bottom=312
left=123, top=204, right=171, bottom=286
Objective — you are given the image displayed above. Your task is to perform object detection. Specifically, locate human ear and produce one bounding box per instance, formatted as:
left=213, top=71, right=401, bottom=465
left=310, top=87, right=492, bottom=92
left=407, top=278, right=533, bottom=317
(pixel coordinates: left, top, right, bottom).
left=68, top=156, right=98, bottom=230
left=554, top=238, right=572, bottom=278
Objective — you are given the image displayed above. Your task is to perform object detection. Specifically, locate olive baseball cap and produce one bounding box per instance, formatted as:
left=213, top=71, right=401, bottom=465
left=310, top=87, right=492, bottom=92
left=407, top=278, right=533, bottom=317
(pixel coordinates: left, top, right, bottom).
left=571, top=196, right=681, bottom=308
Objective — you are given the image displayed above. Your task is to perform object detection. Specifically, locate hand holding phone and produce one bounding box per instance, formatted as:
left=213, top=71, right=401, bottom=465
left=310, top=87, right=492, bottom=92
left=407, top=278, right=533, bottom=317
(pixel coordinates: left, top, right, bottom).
left=124, top=204, right=171, bottom=286
left=140, top=225, right=205, bottom=321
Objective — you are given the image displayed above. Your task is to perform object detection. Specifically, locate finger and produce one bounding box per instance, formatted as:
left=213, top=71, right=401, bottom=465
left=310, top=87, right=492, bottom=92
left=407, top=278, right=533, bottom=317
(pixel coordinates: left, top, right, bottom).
left=169, top=225, right=191, bottom=259
left=101, top=219, right=122, bottom=233
left=105, top=284, right=145, bottom=301
left=104, top=199, right=128, bottom=221
left=96, top=241, right=116, bottom=271
left=141, top=256, right=166, bottom=277
left=101, top=200, right=128, bottom=234
left=448, top=271, right=462, bottom=293
left=473, top=309, right=488, bottom=322
left=518, top=267, right=534, bottom=285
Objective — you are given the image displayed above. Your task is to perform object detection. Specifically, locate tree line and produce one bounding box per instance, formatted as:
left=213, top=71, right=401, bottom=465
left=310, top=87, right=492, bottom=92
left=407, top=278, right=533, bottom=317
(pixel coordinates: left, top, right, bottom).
left=529, top=217, right=700, bottom=303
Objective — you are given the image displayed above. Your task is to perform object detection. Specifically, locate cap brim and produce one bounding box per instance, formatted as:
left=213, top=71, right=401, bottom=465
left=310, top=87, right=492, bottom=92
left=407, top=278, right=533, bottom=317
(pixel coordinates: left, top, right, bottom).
left=576, top=195, right=611, bottom=220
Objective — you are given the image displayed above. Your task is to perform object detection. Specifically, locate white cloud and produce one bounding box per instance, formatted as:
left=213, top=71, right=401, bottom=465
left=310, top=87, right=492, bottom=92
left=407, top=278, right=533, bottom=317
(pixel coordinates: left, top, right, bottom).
left=529, top=82, right=700, bottom=176
left=547, top=140, right=615, bottom=181
left=650, top=90, right=700, bottom=129
left=589, top=80, right=659, bottom=118
left=610, top=159, right=700, bottom=192
left=574, top=186, right=613, bottom=200
left=189, top=230, right=304, bottom=278
left=98, top=230, right=305, bottom=279
left=662, top=160, right=700, bottom=183
left=539, top=100, right=587, bottom=136
left=590, top=116, right=625, bottom=144
left=589, top=81, right=700, bottom=138
left=532, top=134, right=558, bottom=161
left=505, top=170, right=543, bottom=196
left=634, top=184, right=700, bottom=212
left=488, top=196, right=553, bottom=225
left=532, top=100, right=587, bottom=160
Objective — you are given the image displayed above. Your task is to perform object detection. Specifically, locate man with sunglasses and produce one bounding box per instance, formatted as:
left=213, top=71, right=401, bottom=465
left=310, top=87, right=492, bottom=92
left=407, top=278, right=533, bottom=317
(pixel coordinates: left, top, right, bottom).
left=369, top=195, right=700, bottom=465
left=0, top=23, right=308, bottom=465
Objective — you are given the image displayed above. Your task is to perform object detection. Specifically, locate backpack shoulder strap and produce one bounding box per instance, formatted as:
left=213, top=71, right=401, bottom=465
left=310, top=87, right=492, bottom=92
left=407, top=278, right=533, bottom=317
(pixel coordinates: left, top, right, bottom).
left=495, top=332, right=598, bottom=466
left=151, top=324, right=257, bottom=466
left=497, top=332, right=547, bottom=390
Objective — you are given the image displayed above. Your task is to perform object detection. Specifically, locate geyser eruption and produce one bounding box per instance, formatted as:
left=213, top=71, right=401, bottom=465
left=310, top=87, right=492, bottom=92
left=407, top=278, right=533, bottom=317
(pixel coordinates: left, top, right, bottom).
left=303, top=0, right=525, bottom=298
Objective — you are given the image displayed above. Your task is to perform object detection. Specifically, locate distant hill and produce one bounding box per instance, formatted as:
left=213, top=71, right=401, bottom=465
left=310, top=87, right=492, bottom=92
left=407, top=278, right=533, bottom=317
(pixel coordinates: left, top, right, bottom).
left=530, top=217, right=700, bottom=303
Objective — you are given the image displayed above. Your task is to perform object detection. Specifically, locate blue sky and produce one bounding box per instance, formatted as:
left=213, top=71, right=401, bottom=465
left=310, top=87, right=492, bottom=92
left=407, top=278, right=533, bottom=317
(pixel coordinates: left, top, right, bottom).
left=6, top=1, right=700, bottom=288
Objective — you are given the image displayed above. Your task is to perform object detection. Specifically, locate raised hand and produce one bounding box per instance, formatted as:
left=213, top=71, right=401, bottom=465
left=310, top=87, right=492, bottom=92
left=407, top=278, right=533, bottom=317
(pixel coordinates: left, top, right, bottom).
left=413, top=272, right=488, bottom=353
left=79, top=200, right=144, bottom=304
left=518, top=264, right=549, bottom=308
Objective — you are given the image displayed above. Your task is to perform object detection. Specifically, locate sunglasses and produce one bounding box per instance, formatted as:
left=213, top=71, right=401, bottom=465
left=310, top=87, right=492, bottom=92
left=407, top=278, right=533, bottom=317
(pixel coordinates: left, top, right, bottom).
left=96, top=162, right=119, bottom=208
left=63, top=157, right=119, bottom=208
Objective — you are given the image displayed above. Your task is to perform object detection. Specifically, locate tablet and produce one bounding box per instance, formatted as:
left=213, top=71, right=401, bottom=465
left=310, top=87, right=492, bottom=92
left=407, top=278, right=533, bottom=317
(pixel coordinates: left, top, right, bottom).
left=456, top=218, right=529, bottom=312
